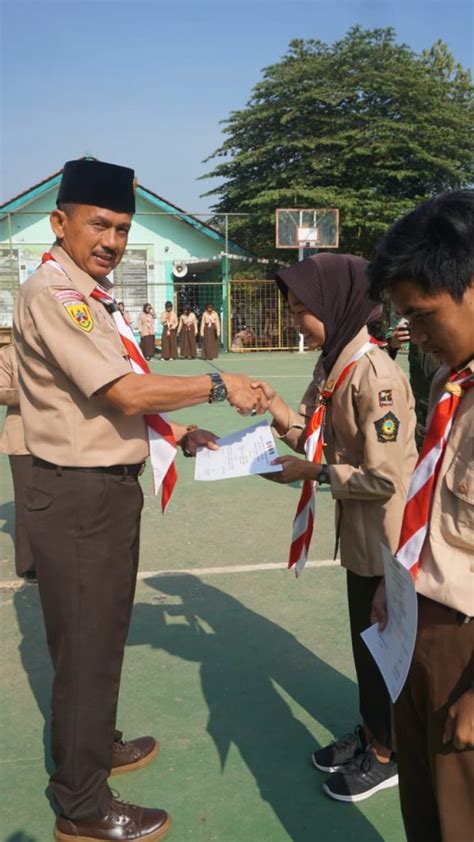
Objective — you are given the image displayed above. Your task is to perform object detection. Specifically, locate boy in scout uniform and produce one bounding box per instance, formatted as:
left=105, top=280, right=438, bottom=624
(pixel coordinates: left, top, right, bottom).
left=368, top=189, right=474, bottom=842
left=0, top=342, right=36, bottom=580
left=13, top=158, right=265, bottom=842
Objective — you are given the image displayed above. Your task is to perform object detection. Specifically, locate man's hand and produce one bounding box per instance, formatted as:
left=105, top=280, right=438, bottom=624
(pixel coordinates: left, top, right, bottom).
left=261, top=455, right=321, bottom=484
left=184, top=428, right=219, bottom=456
left=443, top=689, right=474, bottom=751
left=222, top=373, right=269, bottom=415
left=370, top=578, right=388, bottom=631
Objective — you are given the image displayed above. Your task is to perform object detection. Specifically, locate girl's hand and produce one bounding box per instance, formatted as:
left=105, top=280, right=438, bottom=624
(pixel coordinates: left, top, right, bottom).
left=251, top=379, right=276, bottom=405
left=262, top=455, right=321, bottom=484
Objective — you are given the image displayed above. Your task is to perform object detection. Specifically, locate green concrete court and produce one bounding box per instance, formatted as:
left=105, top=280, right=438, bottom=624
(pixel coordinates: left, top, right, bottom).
left=0, top=352, right=408, bottom=841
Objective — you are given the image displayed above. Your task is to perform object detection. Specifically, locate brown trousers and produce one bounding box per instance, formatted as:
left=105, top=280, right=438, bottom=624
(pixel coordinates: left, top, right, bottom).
left=24, top=465, right=143, bottom=821
left=346, top=570, right=392, bottom=749
left=394, top=596, right=474, bottom=842
left=161, top=328, right=177, bottom=360
left=140, top=334, right=155, bottom=359
left=9, top=454, right=35, bottom=576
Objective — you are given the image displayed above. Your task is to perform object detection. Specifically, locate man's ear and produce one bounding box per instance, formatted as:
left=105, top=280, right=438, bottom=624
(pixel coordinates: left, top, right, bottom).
left=50, top=208, right=67, bottom=240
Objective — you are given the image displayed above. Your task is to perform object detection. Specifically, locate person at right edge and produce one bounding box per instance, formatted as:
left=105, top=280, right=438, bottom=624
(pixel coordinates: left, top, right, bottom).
left=253, top=253, right=418, bottom=803
left=368, top=190, right=474, bottom=842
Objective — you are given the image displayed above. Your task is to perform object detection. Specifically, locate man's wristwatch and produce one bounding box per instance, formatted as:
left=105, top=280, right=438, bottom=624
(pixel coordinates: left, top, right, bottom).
left=208, top=372, right=227, bottom=403
left=317, top=464, right=330, bottom=485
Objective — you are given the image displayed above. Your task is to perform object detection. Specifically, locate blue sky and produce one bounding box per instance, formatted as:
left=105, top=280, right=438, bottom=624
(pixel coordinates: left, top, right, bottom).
left=1, top=0, right=472, bottom=213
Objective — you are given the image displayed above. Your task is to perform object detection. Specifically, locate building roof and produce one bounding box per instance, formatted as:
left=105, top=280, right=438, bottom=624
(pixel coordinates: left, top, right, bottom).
left=0, top=158, right=247, bottom=254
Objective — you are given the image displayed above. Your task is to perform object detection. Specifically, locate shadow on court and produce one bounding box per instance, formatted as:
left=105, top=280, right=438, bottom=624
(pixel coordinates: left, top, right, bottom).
left=0, top=499, right=15, bottom=540
left=129, top=573, right=384, bottom=842
left=13, top=585, right=55, bottom=812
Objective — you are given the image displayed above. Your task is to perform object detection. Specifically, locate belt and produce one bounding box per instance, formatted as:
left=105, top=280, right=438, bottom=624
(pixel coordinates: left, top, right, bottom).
left=32, top=457, right=144, bottom=478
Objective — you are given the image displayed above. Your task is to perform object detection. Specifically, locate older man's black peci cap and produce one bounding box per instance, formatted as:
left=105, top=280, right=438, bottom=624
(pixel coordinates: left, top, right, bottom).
left=57, top=159, right=136, bottom=214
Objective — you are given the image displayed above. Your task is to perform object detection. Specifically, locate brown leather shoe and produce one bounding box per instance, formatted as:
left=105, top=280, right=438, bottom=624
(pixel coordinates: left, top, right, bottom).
left=111, top=736, right=159, bottom=776
left=55, top=798, right=171, bottom=841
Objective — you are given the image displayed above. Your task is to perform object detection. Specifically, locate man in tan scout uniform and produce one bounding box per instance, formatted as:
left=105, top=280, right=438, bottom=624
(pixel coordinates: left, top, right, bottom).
left=368, top=189, right=474, bottom=842
left=14, top=158, right=266, bottom=842
left=0, top=342, right=36, bottom=580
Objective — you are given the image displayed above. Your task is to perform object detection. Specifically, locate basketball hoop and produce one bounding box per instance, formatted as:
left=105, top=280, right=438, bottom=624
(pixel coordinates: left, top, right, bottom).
left=275, top=209, right=339, bottom=249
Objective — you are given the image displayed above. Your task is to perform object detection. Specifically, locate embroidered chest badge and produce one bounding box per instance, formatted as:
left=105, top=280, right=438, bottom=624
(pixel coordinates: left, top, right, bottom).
left=65, top=302, right=93, bottom=332
left=374, top=411, right=399, bottom=443
left=378, top=389, right=393, bottom=407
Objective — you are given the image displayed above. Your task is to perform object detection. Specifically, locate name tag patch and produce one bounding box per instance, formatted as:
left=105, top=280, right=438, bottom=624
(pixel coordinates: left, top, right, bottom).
left=54, top=289, right=85, bottom=303
left=378, top=389, right=393, bottom=407
left=374, top=411, right=399, bottom=443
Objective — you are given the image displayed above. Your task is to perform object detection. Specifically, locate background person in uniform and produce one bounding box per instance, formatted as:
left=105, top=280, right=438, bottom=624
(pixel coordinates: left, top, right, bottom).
left=13, top=158, right=267, bottom=842
left=138, top=302, right=156, bottom=360
left=117, top=300, right=132, bottom=326
left=368, top=190, right=474, bottom=842
left=160, top=300, right=178, bottom=361
left=253, top=253, right=417, bottom=804
left=0, top=342, right=36, bottom=582
left=231, top=325, right=256, bottom=352
left=200, top=301, right=220, bottom=359
left=177, top=304, right=197, bottom=359
left=387, top=318, right=440, bottom=448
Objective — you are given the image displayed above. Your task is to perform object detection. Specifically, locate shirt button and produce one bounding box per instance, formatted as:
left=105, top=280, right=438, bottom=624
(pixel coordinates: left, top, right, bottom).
left=458, top=481, right=468, bottom=495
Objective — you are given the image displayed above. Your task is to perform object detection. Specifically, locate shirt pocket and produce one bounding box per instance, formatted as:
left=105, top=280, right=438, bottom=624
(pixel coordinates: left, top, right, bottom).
left=443, top=452, right=474, bottom=531
left=94, top=307, right=128, bottom=357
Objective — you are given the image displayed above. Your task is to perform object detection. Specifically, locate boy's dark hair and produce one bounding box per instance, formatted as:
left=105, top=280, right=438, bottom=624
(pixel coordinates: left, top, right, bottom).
left=367, top=190, right=474, bottom=302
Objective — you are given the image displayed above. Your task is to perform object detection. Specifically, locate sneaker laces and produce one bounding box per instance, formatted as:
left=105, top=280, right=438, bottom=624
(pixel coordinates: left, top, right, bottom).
left=340, top=747, right=374, bottom=775
left=332, top=728, right=361, bottom=751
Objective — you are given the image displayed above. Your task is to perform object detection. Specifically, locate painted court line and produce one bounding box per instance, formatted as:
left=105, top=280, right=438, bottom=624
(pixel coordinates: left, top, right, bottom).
left=137, top=559, right=339, bottom=579
left=0, top=560, right=339, bottom=592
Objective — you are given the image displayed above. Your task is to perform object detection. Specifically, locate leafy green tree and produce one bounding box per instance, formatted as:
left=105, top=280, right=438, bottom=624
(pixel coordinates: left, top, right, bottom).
left=202, top=27, right=474, bottom=258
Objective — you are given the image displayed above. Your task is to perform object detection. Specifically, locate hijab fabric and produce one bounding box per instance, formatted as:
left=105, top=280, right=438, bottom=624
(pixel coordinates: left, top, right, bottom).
left=276, top=253, right=375, bottom=374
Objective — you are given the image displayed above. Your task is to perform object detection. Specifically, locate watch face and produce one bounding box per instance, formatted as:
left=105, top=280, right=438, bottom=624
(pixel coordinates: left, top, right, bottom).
left=209, top=372, right=227, bottom=402
left=213, top=383, right=227, bottom=402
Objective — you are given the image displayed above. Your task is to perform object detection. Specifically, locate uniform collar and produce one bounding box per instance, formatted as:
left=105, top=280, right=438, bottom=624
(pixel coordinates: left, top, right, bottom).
left=50, top=244, right=114, bottom=297
left=322, top=326, right=371, bottom=391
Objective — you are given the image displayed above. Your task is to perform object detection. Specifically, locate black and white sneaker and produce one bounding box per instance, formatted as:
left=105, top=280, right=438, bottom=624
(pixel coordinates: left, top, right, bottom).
left=322, top=747, right=398, bottom=802
left=312, top=725, right=367, bottom=773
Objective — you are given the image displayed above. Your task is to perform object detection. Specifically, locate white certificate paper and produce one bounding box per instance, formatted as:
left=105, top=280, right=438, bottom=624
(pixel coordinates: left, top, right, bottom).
left=194, top=421, right=283, bottom=481
left=361, top=544, right=418, bottom=703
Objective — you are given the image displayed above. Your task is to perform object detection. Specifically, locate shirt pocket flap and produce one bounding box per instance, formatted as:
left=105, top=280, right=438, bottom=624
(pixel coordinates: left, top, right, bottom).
left=445, top=453, right=473, bottom=505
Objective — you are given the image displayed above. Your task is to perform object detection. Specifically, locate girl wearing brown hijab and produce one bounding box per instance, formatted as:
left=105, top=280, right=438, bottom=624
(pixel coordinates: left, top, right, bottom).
left=200, top=303, right=220, bottom=359
left=255, top=253, right=417, bottom=804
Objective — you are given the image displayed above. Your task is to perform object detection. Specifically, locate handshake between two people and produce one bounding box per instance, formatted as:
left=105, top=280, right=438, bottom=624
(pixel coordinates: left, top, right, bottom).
left=175, top=374, right=276, bottom=458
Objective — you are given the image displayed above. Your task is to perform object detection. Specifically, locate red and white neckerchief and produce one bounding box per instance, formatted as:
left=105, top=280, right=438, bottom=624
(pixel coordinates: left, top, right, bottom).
left=396, top=367, right=474, bottom=578
left=289, top=337, right=380, bottom=577
left=41, top=253, right=177, bottom=512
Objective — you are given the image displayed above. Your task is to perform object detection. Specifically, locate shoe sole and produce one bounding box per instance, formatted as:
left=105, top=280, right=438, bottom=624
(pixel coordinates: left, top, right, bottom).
left=322, top=773, right=399, bottom=803
left=110, top=739, right=160, bottom=777
left=55, top=814, right=172, bottom=842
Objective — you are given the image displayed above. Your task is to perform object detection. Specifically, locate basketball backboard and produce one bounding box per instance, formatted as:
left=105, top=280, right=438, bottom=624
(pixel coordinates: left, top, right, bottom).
left=275, top=208, right=339, bottom=249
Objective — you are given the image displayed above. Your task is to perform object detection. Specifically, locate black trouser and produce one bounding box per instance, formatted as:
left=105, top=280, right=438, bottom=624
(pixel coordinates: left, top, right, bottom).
left=346, top=570, right=392, bottom=749
left=9, top=454, right=35, bottom=576
left=24, top=465, right=143, bottom=821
